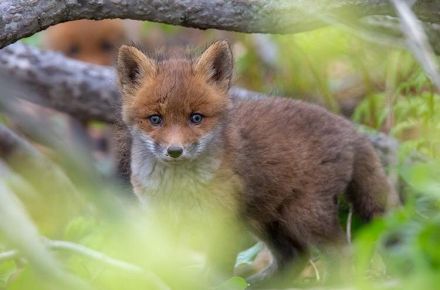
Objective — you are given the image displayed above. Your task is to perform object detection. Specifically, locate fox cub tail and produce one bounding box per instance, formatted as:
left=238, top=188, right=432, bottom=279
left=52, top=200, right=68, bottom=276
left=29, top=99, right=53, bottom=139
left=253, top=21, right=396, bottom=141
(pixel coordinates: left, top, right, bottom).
left=346, top=137, right=400, bottom=220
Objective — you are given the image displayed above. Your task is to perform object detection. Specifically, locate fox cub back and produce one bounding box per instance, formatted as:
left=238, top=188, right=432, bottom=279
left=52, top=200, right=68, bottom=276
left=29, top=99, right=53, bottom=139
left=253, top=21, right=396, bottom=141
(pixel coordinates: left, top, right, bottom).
left=116, top=41, right=399, bottom=283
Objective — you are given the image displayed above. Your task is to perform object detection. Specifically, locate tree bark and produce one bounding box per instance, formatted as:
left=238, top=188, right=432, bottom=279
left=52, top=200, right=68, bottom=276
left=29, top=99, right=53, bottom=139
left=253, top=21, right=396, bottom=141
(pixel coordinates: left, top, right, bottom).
left=1, top=0, right=440, bottom=49
left=0, top=43, right=120, bottom=123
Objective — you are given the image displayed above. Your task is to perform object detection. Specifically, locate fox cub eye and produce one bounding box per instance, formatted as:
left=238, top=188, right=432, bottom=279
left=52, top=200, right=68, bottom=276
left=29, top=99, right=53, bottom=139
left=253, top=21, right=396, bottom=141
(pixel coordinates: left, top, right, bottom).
left=67, top=44, right=80, bottom=56
left=190, top=113, right=204, bottom=124
left=100, top=39, right=114, bottom=53
left=148, top=115, right=162, bottom=126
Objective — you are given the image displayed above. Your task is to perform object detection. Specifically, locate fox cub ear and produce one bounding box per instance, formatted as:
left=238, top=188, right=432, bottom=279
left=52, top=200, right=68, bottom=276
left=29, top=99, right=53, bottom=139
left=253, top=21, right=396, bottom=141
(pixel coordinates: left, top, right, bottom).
left=195, top=40, right=233, bottom=91
left=117, top=45, right=156, bottom=95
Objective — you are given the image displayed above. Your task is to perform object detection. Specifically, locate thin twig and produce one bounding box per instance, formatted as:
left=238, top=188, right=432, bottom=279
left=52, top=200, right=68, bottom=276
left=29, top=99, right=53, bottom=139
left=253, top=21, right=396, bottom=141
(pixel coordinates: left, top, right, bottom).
left=0, top=181, right=92, bottom=290
left=391, top=0, right=440, bottom=91
left=346, top=205, right=353, bottom=244
left=0, top=239, right=171, bottom=290
left=308, top=258, right=321, bottom=281
left=45, top=239, right=144, bottom=273
left=0, top=249, right=18, bottom=263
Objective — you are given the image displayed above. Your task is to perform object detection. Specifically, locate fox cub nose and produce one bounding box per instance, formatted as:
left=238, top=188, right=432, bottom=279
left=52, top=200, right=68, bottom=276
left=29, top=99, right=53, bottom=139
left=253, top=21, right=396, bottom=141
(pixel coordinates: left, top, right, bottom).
left=167, top=146, right=183, bottom=158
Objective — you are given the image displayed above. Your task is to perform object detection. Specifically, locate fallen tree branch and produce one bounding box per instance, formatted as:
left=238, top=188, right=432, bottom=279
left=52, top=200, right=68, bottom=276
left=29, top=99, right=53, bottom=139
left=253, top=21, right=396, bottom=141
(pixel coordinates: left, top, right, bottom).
left=1, top=0, right=440, bottom=49
left=0, top=43, right=119, bottom=123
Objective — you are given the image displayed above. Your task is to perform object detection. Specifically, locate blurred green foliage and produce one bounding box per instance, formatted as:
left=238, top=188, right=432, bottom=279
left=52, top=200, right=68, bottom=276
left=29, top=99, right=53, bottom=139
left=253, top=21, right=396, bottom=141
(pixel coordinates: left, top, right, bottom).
left=2, top=20, right=440, bottom=289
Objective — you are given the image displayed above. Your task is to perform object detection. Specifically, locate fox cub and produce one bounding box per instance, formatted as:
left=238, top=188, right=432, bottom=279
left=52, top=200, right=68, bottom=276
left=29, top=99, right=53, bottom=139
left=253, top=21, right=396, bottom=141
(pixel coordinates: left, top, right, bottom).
left=116, top=41, right=398, bottom=281
left=44, top=19, right=126, bottom=66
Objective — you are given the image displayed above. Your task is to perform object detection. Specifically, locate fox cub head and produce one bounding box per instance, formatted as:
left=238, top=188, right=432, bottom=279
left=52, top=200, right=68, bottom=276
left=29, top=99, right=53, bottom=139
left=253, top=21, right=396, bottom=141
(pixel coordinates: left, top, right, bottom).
left=117, top=41, right=233, bottom=162
left=45, top=20, right=126, bottom=66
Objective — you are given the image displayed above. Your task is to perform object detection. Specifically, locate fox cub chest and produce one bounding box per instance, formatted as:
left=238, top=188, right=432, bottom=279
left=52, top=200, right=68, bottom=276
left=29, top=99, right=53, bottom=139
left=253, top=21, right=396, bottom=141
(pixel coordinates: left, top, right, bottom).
left=130, top=153, right=241, bottom=214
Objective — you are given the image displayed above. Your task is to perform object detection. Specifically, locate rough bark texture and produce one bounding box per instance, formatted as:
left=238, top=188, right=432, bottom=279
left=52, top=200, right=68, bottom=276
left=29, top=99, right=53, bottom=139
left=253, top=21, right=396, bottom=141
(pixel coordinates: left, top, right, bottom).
left=0, top=43, right=120, bottom=123
left=0, top=43, right=398, bottom=171
left=1, top=0, right=440, bottom=49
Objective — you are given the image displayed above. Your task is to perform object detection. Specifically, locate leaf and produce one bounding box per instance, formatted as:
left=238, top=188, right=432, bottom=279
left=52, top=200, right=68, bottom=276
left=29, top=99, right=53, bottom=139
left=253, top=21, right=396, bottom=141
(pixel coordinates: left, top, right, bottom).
left=214, top=276, right=248, bottom=290
left=235, top=242, right=264, bottom=268
left=0, top=261, right=17, bottom=288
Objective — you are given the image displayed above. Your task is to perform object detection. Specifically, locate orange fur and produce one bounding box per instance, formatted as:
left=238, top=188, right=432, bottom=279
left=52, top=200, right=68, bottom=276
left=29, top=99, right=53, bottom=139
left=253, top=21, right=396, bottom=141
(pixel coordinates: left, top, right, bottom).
left=44, top=19, right=126, bottom=65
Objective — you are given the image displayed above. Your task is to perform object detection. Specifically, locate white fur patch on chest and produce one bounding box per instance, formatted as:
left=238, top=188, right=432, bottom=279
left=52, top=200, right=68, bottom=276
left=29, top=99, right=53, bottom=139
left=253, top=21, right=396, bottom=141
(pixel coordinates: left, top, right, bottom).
left=131, top=149, right=239, bottom=215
